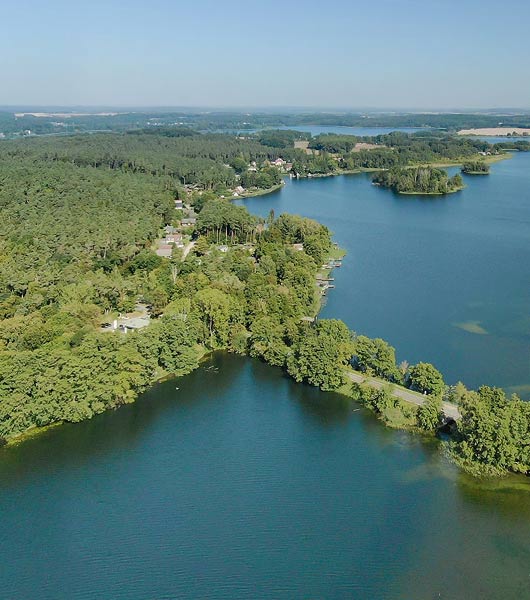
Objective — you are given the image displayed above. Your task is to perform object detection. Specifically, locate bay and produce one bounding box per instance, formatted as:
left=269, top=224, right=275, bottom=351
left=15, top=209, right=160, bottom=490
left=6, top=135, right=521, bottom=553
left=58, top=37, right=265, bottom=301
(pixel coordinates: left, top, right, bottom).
left=239, top=153, right=530, bottom=397
left=1, top=353, right=529, bottom=599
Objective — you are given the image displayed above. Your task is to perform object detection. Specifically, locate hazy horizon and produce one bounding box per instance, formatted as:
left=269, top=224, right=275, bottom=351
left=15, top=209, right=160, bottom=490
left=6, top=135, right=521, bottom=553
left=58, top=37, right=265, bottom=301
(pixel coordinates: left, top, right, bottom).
left=3, top=105, right=530, bottom=114
left=2, top=0, right=530, bottom=108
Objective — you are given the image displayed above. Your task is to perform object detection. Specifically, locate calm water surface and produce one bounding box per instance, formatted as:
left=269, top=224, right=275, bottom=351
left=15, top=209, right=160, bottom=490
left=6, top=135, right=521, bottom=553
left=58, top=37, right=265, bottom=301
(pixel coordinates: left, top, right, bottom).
left=2, top=153, right=530, bottom=599
left=272, top=125, right=424, bottom=137
left=1, top=354, right=530, bottom=599
left=217, top=126, right=424, bottom=136
left=240, top=153, right=530, bottom=396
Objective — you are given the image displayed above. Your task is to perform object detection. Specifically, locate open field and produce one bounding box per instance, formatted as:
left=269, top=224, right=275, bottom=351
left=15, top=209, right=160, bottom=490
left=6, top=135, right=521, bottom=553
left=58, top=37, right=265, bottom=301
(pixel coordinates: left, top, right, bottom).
left=458, top=127, right=530, bottom=136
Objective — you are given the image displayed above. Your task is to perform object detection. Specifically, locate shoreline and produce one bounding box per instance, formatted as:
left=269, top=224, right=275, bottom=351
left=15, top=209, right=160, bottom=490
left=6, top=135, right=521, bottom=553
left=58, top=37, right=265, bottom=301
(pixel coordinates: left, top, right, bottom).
left=4, top=157, right=528, bottom=480
left=4, top=242, right=344, bottom=449
left=397, top=185, right=465, bottom=196
left=0, top=232, right=475, bottom=477
left=284, top=152, right=511, bottom=184
left=426, top=153, right=510, bottom=168
left=237, top=181, right=284, bottom=199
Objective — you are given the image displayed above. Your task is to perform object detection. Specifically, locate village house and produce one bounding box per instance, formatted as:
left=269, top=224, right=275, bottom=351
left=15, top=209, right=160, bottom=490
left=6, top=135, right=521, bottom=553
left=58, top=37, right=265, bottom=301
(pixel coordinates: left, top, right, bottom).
left=156, top=244, right=173, bottom=258
left=164, top=232, right=184, bottom=247
left=266, top=157, right=291, bottom=172
left=116, top=316, right=151, bottom=332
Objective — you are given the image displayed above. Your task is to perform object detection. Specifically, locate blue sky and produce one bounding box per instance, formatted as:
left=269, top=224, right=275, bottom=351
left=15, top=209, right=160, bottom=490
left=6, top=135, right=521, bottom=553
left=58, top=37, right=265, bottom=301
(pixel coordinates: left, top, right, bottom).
left=2, top=0, right=529, bottom=108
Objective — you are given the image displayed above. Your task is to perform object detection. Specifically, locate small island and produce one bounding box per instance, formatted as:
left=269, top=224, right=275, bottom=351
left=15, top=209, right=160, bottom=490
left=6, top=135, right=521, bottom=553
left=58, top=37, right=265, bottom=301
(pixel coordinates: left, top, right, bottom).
left=461, top=161, right=490, bottom=175
left=372, top=167, right=464, bottom=195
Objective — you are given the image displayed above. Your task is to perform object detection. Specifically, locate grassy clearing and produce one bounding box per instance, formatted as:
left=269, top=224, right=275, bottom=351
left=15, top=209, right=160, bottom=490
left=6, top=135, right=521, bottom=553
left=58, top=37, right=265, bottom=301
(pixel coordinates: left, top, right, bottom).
left=425, top=152, right=511, bottom=168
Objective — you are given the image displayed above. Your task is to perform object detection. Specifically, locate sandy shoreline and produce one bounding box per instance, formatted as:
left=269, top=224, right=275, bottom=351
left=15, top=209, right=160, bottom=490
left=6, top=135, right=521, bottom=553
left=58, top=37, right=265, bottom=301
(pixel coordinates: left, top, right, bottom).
left=457, top=127, right=530, bottom=137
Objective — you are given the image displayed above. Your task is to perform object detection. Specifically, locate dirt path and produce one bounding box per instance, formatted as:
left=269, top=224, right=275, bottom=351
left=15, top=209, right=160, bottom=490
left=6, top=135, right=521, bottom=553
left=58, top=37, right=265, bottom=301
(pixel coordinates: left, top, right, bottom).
left=182, top=241, right=195, bottom=259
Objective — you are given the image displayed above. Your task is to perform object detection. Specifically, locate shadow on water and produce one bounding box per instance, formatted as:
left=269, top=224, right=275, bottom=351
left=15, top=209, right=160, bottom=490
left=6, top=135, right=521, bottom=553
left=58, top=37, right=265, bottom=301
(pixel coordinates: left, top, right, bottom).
left=0, top=354, right=438, bottom=481
left=0, top=353, right=241, bottom=485
left=3, top=352, right=528, bottom=500
left=0, top=353, right=453, bottom=484
left=246, top=354, right=460, bottom=482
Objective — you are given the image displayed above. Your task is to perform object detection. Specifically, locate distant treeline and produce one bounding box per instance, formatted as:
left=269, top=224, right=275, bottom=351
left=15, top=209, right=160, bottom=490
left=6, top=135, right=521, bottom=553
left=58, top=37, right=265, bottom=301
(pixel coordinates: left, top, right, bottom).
left=3, top=133, right=287, bottom=189
left=3, top=129, right=499, bottom=191
left=261, top=130, right=503, bottom=176
left=3, top=109, right=530, bottom=138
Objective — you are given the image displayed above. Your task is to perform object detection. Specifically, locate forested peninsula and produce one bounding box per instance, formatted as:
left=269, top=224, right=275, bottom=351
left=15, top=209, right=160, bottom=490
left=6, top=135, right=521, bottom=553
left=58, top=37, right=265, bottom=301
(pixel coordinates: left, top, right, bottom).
left=0, top=130, right=528, bottom=478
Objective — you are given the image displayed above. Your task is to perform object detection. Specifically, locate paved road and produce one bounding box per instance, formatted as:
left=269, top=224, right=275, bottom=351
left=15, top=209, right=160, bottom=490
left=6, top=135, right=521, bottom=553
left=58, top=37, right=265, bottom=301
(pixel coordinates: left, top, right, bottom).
left=346, top=370, right=461, bottom=420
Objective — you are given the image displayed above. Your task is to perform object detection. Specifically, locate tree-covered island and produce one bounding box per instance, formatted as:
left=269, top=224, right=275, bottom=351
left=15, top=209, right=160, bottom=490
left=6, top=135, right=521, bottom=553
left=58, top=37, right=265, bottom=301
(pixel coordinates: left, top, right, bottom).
left=372, top=167, right=464, bottom=194
left=0, top=128, right=528, bottom=478
left=461, top=161, right=490, bottom=174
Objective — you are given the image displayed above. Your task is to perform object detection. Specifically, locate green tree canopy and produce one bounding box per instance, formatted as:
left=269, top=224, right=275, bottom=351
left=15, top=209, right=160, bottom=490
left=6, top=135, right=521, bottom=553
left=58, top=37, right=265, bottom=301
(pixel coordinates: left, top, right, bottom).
left=408, top=362, right=445, bottom=396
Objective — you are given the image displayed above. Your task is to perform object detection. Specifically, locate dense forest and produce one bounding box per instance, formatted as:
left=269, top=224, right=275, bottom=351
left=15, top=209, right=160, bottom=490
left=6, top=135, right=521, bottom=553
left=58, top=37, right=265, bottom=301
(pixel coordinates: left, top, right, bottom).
left=6, top=133, right=280, bottom=186
left=0, top=198, right=337, bottom=440
left=0, top=129, right=528, bottom=477
left=373, top=167, right=464, bottom=194
left=0, top=131, right=331, bottom=441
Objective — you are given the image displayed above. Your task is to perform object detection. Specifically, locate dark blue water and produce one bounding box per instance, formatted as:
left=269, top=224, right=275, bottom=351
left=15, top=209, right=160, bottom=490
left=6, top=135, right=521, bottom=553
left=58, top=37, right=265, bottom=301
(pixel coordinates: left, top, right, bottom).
left=1, top=353, right=529, bottom=600
left=239, top=154, right=530, bottom=397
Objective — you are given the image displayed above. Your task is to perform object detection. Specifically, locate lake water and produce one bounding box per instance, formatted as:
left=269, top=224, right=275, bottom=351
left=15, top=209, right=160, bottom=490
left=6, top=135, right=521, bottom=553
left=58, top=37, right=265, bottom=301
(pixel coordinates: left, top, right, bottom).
left=217, top=126, right=424, bottom=136
left=271, top=125, right=424, bottom=137
left=239, top=153, right=530, bottom=397
left=2, top=153, right=530, bottom=599
left=1, top=353, right=530, bottom=600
